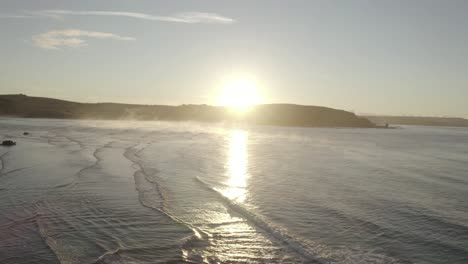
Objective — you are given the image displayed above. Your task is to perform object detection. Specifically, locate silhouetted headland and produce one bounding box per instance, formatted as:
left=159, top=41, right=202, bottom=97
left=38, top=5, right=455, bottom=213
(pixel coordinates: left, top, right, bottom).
left=0, top=94, right=375, bottom=128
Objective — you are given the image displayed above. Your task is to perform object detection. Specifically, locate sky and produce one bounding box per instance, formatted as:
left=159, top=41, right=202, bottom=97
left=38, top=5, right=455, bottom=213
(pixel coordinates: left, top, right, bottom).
left=1, top=0, right=468, bottom=117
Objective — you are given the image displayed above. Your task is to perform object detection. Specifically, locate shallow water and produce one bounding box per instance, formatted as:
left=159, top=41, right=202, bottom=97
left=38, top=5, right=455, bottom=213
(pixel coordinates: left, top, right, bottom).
left=0, top=118, right=467, bottom=263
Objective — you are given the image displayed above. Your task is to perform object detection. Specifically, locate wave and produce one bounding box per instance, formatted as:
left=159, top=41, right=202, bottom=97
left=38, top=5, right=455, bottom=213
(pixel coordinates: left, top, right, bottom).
left=73, top=140, right=115, bottom=180
left=91, top=244, right=190, bottom=264
left=0, top=151, right=8, bottom=172
left=195, top=176, right=402, bottom=264
left=0, top=167, right=30, bottom=178
left=33, top=203, right=66, bottom=264
left=123, top=145, right=213, bottom=262
left=195, top=176, right=332, bottom=264
left=52, top=181, right=76, bottom=189
left=92, top=247, right=123, bottom=264
left=122, top=141, right=399, bottom=263
left=63, top=136, right=86, bottom=150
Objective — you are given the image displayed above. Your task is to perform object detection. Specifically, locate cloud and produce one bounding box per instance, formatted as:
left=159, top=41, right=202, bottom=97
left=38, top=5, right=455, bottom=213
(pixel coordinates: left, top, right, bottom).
left=32, top=29, right=135, bottom=49
left=14, top=10, right=236, bottom=24
left=0, top=14, right=34, bottom=18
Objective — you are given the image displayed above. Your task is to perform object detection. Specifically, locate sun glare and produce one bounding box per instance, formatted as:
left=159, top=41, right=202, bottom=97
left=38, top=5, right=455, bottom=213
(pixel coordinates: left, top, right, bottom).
left=221, top=130, right=249, bottom=203
left=219, top=77, right=262, bottom=112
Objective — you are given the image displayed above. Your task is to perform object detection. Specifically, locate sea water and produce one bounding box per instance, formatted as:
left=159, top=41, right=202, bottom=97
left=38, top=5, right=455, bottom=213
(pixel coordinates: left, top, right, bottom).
left=0, top=118, right=467, bottom=263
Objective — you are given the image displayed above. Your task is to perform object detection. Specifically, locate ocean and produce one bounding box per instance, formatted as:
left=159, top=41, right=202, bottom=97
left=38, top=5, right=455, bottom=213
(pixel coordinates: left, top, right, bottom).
left=0, top=118, right=467, bottom=263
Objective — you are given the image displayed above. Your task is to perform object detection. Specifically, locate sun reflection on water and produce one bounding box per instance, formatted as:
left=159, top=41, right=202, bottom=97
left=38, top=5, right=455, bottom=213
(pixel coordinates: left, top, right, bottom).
left=222, top=130, right=249, bottom=203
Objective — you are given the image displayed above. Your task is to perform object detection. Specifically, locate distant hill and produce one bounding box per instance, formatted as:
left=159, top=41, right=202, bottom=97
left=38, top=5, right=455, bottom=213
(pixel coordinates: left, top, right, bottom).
left=365, top=116, right=468, bottom=127
left=0, top=94, right=375, bottom=128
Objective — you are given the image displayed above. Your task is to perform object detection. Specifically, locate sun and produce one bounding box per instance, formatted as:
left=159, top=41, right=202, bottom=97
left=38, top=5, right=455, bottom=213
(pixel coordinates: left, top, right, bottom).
left=218, top=77, right=262, bottom=112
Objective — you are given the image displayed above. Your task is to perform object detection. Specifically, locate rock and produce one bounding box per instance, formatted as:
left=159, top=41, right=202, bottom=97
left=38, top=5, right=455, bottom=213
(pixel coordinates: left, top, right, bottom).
left=1, top=140, right=16, bottom=146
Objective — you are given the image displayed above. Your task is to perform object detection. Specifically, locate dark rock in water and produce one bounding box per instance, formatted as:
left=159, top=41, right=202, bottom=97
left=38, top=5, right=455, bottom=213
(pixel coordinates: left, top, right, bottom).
left=1, top=140, right=16, bottom=146
left=23, top=132, right=30, bottom=135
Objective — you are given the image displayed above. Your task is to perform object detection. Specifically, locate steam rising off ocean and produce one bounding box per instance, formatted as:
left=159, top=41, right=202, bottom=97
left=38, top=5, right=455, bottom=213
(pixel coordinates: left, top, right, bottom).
left=0, top=118, right=467, bottom=263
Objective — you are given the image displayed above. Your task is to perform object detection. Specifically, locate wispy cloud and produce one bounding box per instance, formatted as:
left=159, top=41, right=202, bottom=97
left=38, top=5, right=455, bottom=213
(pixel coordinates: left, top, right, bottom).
left=32, top=29, right=135, bottom=49
left=0, top=14, right=34, bottom=18
left=6, top=10, right=236, bottom=24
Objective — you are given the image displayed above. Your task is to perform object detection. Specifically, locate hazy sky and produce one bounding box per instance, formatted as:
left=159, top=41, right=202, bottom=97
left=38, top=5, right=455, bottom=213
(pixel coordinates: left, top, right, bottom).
left=1, top=0, right=468, bottom=117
